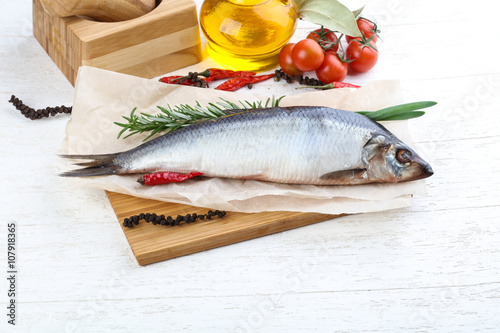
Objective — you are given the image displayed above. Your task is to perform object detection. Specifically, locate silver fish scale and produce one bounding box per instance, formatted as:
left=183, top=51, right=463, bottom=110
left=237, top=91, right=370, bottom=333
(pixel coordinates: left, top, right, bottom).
left=118, top=107, right=388, bottom=184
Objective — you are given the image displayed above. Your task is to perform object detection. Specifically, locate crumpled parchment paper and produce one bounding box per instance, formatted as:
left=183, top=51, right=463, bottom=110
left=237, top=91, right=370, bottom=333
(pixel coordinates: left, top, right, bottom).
left=60, top=66, right=427, bottom=214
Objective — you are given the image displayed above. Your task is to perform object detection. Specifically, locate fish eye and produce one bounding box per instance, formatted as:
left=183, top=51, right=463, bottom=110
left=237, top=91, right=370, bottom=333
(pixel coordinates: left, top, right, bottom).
left=396, top=149, right=412, bottom=163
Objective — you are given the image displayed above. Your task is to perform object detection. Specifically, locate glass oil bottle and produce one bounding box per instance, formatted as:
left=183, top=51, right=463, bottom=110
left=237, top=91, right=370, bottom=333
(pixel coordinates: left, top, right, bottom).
left=200, top=0, right=297, bottom=71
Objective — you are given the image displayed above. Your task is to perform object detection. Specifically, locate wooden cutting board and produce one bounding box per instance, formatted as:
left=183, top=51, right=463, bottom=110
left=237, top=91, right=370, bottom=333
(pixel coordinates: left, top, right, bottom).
left=106, top=191, right=344, bottom=265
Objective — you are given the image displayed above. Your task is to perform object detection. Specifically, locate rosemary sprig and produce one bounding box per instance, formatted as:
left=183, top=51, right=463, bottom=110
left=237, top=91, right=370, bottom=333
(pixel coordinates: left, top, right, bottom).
left=115, top=97, right=436, bottom=141
left=115, top=96, right=285, bottom=141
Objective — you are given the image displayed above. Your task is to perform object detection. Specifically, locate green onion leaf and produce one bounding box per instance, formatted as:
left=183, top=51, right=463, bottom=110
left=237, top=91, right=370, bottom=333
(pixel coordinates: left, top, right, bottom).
left=357, top=101, right=436, bottom=121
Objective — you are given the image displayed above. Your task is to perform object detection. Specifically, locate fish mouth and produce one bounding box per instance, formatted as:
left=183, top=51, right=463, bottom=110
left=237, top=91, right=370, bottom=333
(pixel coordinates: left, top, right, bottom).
left=404, top=158, right=433, bottom=181
left=414, top=163, right=434, bottom=180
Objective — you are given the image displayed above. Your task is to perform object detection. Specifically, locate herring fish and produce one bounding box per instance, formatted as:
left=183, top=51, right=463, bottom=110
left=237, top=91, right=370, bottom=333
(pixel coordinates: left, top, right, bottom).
left=61, top=106, right=433, bottom=185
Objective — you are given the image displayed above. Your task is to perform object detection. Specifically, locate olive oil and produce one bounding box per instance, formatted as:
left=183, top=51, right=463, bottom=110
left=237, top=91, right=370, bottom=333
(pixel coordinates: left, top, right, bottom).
left=200, top=0, right=297, bottom=71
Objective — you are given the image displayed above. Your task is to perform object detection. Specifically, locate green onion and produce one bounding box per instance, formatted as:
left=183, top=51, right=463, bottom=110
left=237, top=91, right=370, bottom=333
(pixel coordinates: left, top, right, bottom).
left=356, top=101, right=436, bottom=121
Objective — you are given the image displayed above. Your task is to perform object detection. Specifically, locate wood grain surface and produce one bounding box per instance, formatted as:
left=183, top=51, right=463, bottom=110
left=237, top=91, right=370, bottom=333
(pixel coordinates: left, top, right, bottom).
left=32, top=0, right=202, bottom=85
left=107, top=191, right=340, bottom=265
left=39, top=0, right=156, bottom=22
left=1, top=0, right=499, bottom=332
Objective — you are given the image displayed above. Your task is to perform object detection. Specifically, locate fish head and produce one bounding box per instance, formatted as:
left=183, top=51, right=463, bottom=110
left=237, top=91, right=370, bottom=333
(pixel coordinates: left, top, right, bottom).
left=363, top=134, right=433, bottom=183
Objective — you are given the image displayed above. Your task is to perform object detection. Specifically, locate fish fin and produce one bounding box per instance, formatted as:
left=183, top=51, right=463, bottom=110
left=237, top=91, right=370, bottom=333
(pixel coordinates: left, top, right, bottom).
left=60, top=153, right=117, bottom=167
left=59, top=153, right=120, bottom=177
left=319, top=169, right=367, bottom=183
left=236, top=174, right=267, bottom=181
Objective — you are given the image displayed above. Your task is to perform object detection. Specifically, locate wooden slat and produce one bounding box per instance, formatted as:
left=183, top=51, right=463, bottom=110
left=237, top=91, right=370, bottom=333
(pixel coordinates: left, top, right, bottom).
left=73, top=1, right=198, bottom=58
left=106, top=191, right=344, bottom=265
left=115, top=44, right=204, bottom=78
left=82, top=26, right=200, bottom=70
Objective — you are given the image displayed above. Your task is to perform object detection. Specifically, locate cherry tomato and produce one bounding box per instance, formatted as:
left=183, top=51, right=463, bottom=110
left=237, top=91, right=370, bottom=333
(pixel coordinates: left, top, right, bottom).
left=279, top=43, right=303, bottom=76
left=346, top=18, right=379, bottom=43
left=307, top=28, right=339, bottom=52
left=315, top=51, right=347, bottom=83
left=291, top=39, right=325, bottom=72
left=345, top=39, right=378, bottom=73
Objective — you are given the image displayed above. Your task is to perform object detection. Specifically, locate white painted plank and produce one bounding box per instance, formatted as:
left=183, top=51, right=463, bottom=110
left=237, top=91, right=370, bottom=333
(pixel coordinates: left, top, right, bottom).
left=1, top=0, right=499, bottom=332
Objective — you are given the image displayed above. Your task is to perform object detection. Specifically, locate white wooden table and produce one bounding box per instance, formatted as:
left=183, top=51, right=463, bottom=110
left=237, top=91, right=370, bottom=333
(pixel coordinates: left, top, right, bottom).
left=1, top=0, right=499, bottom=332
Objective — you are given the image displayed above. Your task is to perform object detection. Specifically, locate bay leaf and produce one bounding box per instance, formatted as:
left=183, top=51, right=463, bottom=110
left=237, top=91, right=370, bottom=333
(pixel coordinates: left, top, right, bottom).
left=352, top=5, right=365, bottom=18
left=296, top=0, right=362, bottom=37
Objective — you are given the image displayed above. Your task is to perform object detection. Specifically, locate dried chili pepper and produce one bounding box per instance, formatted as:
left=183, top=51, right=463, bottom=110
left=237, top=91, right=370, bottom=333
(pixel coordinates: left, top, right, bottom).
left=159, top=68, right=255, bottom=88
left=159, top=75, right=210, bottom=88
left=159, top=75, right=210, bottom=87
left=159, top=76, right=190, bottom=85
left=203, top=76, right=215, bottom=84
left=122, top=209, right=227, bottom=228
left=296, top=82, right=361, bottom=90
left=198, top=68, right=256, bottom=80
left=330, top=82, right=361, bottom=89
left=138, top=171, right=204, bottom=186
left=215, top=73, right=275, bottom=92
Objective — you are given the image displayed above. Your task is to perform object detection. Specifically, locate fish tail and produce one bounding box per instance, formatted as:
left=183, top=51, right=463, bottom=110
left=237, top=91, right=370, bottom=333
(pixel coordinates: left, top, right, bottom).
left=59, top=153, right=121, bottom=177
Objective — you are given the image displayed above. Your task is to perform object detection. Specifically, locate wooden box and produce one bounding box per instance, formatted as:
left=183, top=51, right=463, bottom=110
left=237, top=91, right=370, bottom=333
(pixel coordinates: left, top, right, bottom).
left=33, top=0, right=202, bottom=85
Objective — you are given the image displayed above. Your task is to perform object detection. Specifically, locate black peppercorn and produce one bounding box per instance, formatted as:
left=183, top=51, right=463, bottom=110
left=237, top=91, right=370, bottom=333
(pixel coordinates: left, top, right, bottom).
left=8, top=95, right=72, bottom=120
left=122, top=209, right=228, bottom=228
left=273, top=69, right=325, bottom=87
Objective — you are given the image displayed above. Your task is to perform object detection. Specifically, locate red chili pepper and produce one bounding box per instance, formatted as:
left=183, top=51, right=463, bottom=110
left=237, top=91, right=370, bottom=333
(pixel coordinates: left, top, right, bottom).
left=138, top=171, right=204, bottom=186
left=200, top=68, right=256, bottom=80
left=159, top=69, right=256, bottom=87
left=296, top=82, right=361, bottom=90
left=330, top=82, right=361, bottom=89
left=203, top=76, right=215, bottom=84
left=159, top=75, right=213, bottom=88
left=215, top=73, right=275, bottom=92
left=159, top=76, right=194, bottom=85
